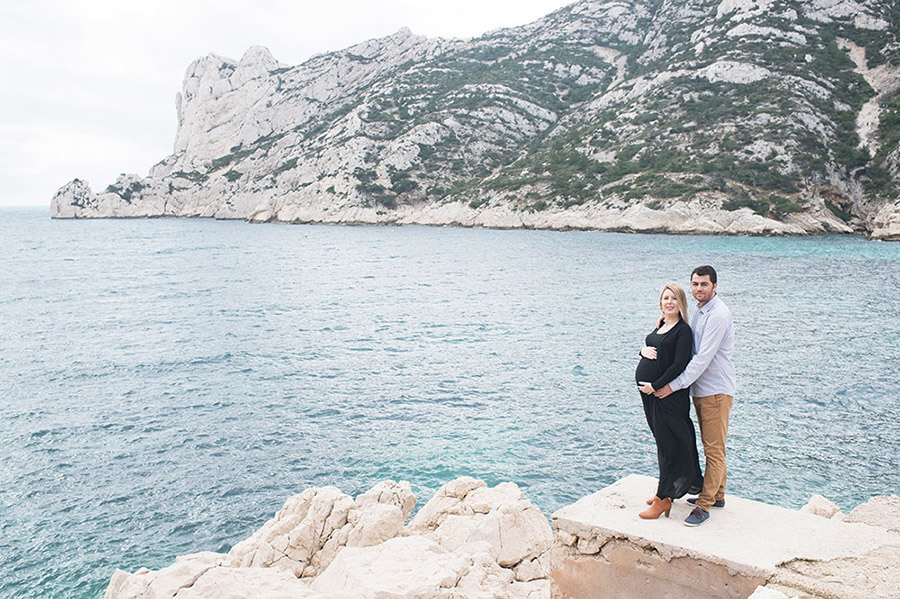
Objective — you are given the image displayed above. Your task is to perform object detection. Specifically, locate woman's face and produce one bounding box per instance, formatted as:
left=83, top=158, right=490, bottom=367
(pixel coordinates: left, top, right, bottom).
left=660, top=289, right=679, bottom=318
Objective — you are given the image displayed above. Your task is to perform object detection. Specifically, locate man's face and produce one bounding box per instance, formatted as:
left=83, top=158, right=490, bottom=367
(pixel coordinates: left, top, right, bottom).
left=690, top=274, right=717, bottom=305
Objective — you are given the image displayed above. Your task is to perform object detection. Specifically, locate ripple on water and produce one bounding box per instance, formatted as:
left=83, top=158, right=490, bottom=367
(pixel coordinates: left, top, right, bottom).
left=1, top=213, right=899, bottom=598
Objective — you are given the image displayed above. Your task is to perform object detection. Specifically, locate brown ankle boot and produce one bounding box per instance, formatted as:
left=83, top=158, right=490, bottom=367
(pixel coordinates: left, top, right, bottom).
left=639, top=497, right=672, bottom=519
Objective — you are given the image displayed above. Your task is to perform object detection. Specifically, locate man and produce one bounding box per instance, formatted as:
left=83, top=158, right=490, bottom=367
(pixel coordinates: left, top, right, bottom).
left=654, top=265, right=735, bottom=527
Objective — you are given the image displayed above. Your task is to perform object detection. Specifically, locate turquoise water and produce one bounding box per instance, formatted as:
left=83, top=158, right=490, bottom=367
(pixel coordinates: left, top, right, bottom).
left=1, top=207, right=898, bottom=598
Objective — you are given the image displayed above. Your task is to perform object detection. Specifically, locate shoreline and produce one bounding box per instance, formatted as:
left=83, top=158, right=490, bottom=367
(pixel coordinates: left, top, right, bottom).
left=52, top=179, right=893, bottom=239
left=48, top=213, right=879, bottom=240
left=102, top=475, right=900, bottom=599
left=48, top=196, right=892, bottom=240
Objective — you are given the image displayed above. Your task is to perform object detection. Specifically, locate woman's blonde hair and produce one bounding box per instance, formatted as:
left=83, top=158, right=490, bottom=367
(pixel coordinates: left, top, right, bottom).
left=659, top=282, right=689, bottom=323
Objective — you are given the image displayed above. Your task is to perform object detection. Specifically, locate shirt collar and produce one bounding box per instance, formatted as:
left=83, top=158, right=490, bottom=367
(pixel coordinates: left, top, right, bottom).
left=697, top=294, right=719, bottom=313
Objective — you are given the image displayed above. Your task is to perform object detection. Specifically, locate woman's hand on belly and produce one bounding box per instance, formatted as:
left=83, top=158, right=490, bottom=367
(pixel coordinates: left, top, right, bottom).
left=638, top=381, right=655, bottom=394
left=640, top=346, right=657, bottom=359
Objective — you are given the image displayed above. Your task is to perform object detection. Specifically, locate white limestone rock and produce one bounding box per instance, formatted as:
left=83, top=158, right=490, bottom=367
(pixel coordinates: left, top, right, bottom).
left=311, top=535, right=467, bottom=598
left=556, top=530, right=577, bottom=547
left=512, top=551, right=552, bottom=582
left=717, top=0, right=776, bottom=21
left=225, top=485, right=353, bottom=577
left=806, top=0, right=873, bottom=23
left=51, top=179, right=96, bottom=218
left=408, top=478, right=554, bottom=578
left=846, top=495, right=900, bottom=533
left=346, top=502, right=405, bottom=547
left=225, top=480, right=414, bottom=578
left=725, top=23, right=806, bottom=45
left=454, top=550, right=516, bottom=598
left=161, top=567, right=326, bottom=599
left=869, top=201, right=900, bottom=241
left=51, top=174, right=169, bottom=219
left=105, top=552, right=224, bottom=599
left=103, top=480, right=419, bottom=597
left=408, top=476, right=488, bottom=532
left=799, top=494, right=844, bottom=519
left=105, top=557, right=328, bottom=599
left=509, top=580, right=553, bottom=599
left=353, top=479, right=417, bottom=520
left=456, top=550, right=550, bottom=599
left=854, top=13, right=890, bottom=30
left=748, top=586, right=798, bottom=599
left=575, top=533, right=606, bottom=555
left=312, top=535, right=549, bottom=599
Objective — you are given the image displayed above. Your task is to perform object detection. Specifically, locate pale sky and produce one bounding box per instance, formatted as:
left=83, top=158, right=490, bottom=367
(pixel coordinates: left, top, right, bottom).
left=0, top=0, right=575, bottom=208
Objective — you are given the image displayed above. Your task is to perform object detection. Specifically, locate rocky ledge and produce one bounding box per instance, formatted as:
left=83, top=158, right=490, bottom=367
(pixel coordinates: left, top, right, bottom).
left=105, top=476, right=900, bottom=599
left=552, top=474, right=900, bottom=599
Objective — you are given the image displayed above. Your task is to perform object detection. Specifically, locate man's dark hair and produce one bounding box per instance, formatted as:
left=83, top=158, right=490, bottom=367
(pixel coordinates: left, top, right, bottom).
left=691, top=265, right=717, bottom=284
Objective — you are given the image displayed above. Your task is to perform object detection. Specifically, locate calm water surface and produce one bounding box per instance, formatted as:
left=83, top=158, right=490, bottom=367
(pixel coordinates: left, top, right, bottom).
left=1, top=207, right=898, bottom=598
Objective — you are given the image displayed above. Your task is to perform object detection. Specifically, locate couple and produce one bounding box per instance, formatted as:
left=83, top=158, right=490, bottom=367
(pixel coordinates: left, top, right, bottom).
left=635, top=265, right=735, bottom=527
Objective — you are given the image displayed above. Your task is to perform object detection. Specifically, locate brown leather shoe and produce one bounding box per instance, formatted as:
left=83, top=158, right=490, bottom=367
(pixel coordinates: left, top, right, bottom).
left=639, top=497, right=672, bottom=519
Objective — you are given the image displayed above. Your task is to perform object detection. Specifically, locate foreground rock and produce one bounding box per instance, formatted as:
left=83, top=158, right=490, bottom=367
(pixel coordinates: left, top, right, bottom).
left=105, top=477, right=552, bottom=599
left=106, top=475, right=900, bottom=598
left=551, top=474, right=900, bottom=599
left=105, top=554, right=328, bottom=599
left=51, top=0, right=900, bottom=240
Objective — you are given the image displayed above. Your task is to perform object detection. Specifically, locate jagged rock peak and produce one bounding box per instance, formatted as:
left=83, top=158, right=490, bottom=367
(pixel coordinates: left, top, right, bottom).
left=184, top=46, right=281, bottom=78
left=339, top=26, right=432, bottom=59
left=239, top=45, right=279, bottom=68
left=389, top=26, right=415, bottom=40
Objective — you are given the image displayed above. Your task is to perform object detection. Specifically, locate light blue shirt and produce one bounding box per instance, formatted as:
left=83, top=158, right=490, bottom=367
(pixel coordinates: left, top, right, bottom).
left=669, top=294, right=736, bottom=397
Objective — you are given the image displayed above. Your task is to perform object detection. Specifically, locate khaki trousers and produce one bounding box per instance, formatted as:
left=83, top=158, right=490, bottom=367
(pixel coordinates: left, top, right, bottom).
left=692, top=394, right=733, bottom=512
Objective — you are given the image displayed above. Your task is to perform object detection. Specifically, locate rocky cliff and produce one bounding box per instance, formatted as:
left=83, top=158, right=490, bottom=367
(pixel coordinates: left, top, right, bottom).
left=51, top=0, right=900, bottom=240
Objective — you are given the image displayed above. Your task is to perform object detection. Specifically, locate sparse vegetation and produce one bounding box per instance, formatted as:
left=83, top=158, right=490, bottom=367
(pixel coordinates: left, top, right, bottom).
left=273, top=157, right=299, bottom=177
left=66, top=0, right=900, bottom=235
left=105, top=179, right=145, bottom=204
left=172, top=170, right=208, bottom=184
left=389, top=170, right=418, bottom=194
left=210, top=146, right=256, bottom=171
left=723, top=193, right=802, bottom=218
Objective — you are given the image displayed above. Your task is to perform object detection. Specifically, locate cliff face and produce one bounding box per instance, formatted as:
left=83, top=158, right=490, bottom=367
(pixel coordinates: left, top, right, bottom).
left=51, top=0, right=900, bottom=239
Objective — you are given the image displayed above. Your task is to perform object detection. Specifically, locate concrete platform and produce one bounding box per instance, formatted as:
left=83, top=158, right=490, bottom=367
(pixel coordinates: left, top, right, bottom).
left=550, top=475, right=900, bottom=599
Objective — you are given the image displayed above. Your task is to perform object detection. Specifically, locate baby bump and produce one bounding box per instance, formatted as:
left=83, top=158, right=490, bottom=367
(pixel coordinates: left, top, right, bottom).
left=635, top=357, right=662, bottom=384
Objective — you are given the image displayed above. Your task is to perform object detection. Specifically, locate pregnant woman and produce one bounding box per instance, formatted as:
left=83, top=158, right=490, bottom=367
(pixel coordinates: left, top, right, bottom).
left=635, top=282, right=703, bottom=519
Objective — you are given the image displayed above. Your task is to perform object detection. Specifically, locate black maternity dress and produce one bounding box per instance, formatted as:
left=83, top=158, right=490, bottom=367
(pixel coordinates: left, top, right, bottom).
left=635, top=319, right=703, bottom=500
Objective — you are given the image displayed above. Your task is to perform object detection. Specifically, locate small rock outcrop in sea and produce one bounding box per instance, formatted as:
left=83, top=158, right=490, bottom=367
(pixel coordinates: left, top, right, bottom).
left=799, top=493, right=844, bottom=519
left=104, top=477, right=553, bottom=599
left=51, top=0, right=900, bottom=240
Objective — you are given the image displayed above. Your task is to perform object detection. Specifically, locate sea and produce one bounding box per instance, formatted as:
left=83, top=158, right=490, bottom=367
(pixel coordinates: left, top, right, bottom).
left=1, top=206, right=898, bottom=598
